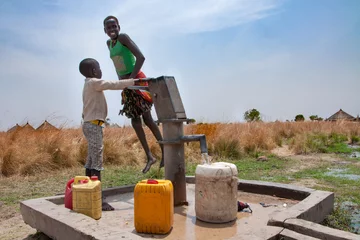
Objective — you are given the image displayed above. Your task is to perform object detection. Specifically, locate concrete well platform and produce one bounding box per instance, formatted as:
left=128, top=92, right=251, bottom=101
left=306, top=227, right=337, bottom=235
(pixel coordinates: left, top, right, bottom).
left=21, top=177, right=358, bottom=240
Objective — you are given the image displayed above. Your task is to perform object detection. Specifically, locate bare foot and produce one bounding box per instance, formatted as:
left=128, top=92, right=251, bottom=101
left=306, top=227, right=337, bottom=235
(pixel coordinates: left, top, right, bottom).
left=102, top=202, right=114, bottom=211
left=142, top=158, right=156, bottom=173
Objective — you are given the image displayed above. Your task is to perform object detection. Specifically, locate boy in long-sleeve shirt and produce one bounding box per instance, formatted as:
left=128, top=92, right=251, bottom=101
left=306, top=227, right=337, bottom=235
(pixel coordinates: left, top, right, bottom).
left=79, top=58, right=135, bottom=211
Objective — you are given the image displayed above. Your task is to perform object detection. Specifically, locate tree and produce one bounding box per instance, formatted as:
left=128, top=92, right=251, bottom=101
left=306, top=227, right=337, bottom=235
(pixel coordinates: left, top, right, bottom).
left=295, top=114, right=305, bottom=122
left=244, top=109, right=261, bottom=122
left=309, top=115, right=323, bottom=121
left=309, top=115, right=318, bottom=121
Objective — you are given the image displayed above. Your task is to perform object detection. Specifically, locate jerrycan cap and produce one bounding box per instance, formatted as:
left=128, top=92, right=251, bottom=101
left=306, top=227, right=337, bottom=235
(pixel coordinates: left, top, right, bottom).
left=90, top=176, right=98, bottom=181
left=147, top=179, right=158, bottom=184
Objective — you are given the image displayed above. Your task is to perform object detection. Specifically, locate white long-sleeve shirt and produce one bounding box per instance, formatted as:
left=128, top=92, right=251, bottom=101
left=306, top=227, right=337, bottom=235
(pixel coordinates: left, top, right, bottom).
left=82, top=78, right=134, bottom=122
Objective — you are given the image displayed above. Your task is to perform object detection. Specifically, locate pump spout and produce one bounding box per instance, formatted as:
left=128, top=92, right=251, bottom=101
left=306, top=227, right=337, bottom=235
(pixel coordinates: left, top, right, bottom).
left=180, top=134, right=208, bottom=154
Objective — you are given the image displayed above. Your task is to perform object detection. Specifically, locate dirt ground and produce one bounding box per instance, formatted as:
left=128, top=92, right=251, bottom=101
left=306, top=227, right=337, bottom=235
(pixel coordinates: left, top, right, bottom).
left=0, top=202, right=46, bottom=240
left=0, top=146, right=355, bottom=240
left=271, top=145, right=350, bottom=177
left=0, top=215, right=37, bottom=240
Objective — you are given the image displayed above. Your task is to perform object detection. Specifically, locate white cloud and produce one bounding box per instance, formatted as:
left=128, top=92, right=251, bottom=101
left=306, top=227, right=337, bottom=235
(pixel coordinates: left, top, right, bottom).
left=0, top=0, right=283, bottom=130
left=4, top=0, right=359, bottom=129
left=111, top=0, right=282, bottom=36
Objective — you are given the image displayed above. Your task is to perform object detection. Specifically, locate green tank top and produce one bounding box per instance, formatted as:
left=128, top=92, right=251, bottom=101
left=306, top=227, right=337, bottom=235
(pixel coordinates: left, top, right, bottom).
left=109, top=40, right=136, bottom=76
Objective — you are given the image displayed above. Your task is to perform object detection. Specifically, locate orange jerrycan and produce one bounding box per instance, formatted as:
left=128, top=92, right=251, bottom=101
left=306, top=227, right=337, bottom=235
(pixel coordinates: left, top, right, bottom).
left=134, top=179, right=174, bottom=234
left=72, top=176, right=102, bottom=220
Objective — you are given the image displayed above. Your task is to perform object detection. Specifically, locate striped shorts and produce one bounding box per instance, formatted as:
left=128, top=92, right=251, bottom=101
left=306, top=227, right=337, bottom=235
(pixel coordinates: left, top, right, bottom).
left=82, top=122, right=104, bottom=171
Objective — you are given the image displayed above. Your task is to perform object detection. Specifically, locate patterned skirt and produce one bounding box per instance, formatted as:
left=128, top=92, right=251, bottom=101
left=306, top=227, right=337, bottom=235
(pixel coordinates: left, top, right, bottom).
left=119, top=89, right=153, bottom=119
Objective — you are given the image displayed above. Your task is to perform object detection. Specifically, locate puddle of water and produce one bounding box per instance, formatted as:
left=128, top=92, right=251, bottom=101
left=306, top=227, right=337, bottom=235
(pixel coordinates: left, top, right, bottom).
left=350, top=151, right=360, bottom=158
left=347, top=144, right=360, bottom=149
left=325, top=168, right=360, bottom=181
left=350, top=211, right=360, bottom=234
left=347, top=145, right=360, bottom=159
left=340, top=201, right=360, bottom=234
left=261, top=176, right=274, bottom=180
left=101, top=184, right=297, bottom=239
left=335, top=161, right=351, bottom=165
left=261, top=176, right=294, bottom=181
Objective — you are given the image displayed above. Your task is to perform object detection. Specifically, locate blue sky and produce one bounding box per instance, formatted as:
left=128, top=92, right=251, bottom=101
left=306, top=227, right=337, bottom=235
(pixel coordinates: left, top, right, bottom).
left=0, top=0, right=359, bottom=130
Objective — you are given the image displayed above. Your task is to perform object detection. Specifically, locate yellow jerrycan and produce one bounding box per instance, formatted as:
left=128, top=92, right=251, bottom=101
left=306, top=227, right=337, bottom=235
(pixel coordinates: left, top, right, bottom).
left=134, top=179, right=174, bottom=234
left=72, top=176, right=102, bottom=220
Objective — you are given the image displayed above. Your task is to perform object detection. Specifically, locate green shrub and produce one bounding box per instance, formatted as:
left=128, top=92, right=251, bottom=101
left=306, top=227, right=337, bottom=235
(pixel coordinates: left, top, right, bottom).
left=213, top=139, right=241, bottom=159
left=329, top=133, right=348, bottom=144
left=350, top=135, right=360, bottom=145
left=305, top=134, right=328, bottom=153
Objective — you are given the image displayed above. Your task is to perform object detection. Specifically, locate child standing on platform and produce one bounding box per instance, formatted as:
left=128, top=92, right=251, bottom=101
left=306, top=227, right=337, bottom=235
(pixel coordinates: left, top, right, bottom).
left=79, top=58, right=135, bottom=211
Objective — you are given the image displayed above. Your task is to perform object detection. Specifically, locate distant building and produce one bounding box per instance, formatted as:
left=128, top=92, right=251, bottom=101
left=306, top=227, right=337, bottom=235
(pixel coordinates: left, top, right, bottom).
left=326, top=109, right=356, bottom=121
left=7, top=121, right=61, bottom=133
left=22, top=122, right=35, bottom=131
left=109, top=123, right=121, bottom=128
left=7, top=124, right=23, bottom=133
left=36, top=120, right=58, bottom=131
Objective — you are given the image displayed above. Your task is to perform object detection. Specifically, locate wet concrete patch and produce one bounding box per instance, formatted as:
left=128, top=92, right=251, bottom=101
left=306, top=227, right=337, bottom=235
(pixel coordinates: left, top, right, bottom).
left=58, top=184, right=289, bottom=239
left=20, top=179, right=336, bottom=240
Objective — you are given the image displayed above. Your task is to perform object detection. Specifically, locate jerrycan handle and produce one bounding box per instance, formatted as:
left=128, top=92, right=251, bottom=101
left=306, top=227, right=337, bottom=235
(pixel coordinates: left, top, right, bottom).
left=66, top=178, right=74, bottom=189
left=74, top=176, right=90, bottom=184
left=147, top=179, right=158, bottom=184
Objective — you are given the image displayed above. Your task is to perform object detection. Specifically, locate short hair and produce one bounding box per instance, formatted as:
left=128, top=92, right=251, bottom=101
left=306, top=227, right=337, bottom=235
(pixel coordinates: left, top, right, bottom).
left=103, top=16, right=119, bottom=26
left=79, top=58, right=97, bottom=77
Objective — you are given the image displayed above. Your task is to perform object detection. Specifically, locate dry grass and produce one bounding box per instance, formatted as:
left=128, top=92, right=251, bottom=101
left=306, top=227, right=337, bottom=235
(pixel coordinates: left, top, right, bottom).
left=0, top=121, right=359, bottom=177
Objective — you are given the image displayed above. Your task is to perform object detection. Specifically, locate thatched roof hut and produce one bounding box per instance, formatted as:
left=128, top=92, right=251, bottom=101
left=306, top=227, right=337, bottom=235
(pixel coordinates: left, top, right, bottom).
left=109, top=123, right=121, bottom=128
left=36, top=120, right=58, bottom=131
left=7, top=124, right=23, bottom=133
left=326, top=109, right=355, bottom=121
left=22, top=122, right=35, bottom=131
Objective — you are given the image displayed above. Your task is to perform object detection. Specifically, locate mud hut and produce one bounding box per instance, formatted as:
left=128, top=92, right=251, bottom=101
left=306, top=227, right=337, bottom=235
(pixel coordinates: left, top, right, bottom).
left=36, top=120, right=58, bottom=131
left=326, top=109, right=355, bottom=121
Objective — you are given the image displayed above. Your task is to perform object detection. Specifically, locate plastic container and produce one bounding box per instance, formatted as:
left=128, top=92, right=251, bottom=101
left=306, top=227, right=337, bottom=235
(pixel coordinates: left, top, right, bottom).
left=72, top=176, right=102, bottom=220
left=64, top=176, right=90, bottom=210
left=134, top=179, right=173, bottom=234
left=195, top=162, right=238, bottom=223
left=65, top=178, right=75, bottom=209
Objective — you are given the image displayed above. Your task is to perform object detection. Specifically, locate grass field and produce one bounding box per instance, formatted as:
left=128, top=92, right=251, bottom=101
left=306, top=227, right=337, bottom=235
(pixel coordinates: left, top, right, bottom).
left=0, top=121, right=359, bottom=237
left=1, top=121, right=359, bottom=177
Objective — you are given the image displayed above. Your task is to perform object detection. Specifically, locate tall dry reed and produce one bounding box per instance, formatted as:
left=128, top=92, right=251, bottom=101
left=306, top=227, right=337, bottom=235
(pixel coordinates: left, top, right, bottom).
left=0, top=121, right=359, bottom=177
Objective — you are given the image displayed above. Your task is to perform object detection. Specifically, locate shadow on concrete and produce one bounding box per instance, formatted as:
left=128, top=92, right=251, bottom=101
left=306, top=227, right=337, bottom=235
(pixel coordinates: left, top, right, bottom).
left=23, top=232, right=52, bottom=240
